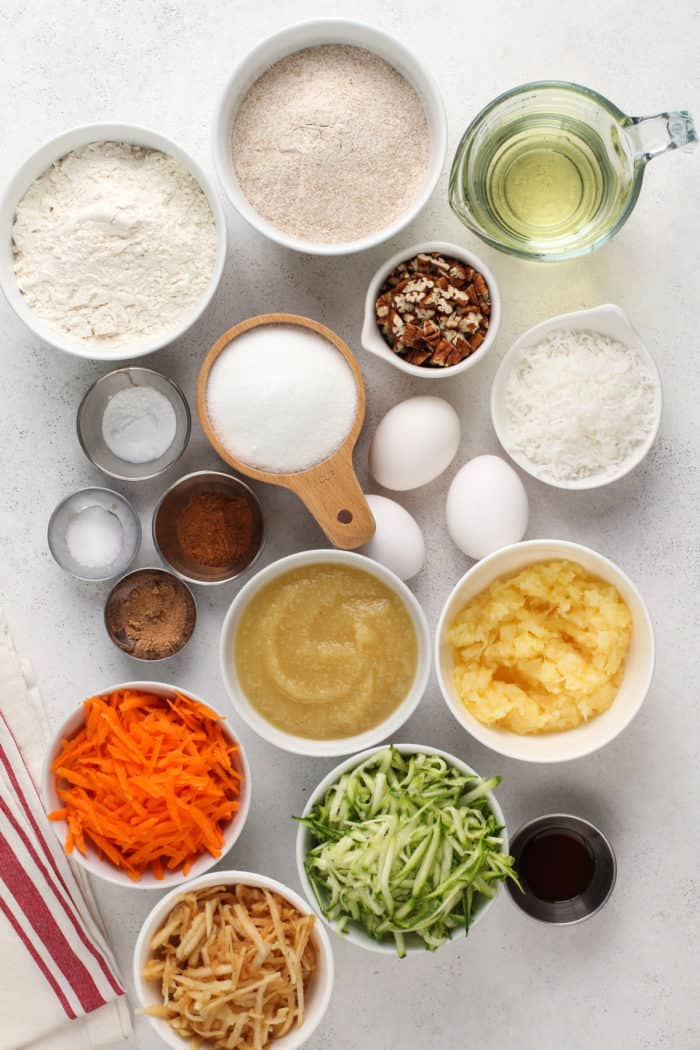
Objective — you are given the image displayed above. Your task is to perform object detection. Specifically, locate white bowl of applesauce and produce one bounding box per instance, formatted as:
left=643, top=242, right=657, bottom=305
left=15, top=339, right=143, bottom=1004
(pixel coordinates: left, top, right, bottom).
left=219, top=549, right=431, bottom=756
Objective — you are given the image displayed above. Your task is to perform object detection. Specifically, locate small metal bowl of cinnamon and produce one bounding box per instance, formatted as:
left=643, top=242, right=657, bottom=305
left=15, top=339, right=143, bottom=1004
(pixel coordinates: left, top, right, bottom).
left=104, top=567, right=197, bottom=661
left=152, top=470, right=265, bottom=586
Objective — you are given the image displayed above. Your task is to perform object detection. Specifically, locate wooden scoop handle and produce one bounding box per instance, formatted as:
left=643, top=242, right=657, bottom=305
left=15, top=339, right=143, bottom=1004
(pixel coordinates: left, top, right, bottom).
left=287, top=452, right=375, bottom=550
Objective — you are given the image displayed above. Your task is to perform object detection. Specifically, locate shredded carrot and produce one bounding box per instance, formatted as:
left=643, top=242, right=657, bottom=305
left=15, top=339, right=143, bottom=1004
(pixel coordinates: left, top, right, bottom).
left=48, top=689, right=243, bottom=881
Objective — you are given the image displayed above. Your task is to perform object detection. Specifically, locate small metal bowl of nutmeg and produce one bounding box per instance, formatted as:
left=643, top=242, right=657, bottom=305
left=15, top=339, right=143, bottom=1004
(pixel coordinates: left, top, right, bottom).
left=361, top=240, right=501, bottom=379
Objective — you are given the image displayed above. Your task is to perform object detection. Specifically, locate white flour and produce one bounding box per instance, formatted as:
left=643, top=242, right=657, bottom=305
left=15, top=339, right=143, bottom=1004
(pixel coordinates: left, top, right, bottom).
left=206, top=324, right=358, bottom=474
left=12, top=142, right=217, bottom=346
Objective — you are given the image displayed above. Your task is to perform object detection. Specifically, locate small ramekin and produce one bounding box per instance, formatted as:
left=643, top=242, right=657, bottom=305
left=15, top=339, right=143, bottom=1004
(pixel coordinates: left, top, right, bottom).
left=0, top=123, right=227, bottom=361
left=219, top=549, right=431, bottom=756
left=361, top=240, right=502, bottom=379
left=491, top=304, right=662, bottom=489
left=133, top=870, right=334, bottom=1050
left=296, top=743, right=508, bottom=955
left=212, top=19, right=447, bottom=256
left=42, top=681, right=251, bottom=890
left=435, top=539, right=655, bottom=763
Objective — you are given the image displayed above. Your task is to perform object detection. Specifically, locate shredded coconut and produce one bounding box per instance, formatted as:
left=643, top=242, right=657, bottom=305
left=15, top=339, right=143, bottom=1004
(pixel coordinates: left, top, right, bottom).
left=503, top=329, right=659, bottom=481
left=231, top=45, right=430, bottom=244
left=12, top=142, right=217, bottom=346
left=206, top=324, right=357, bottom=474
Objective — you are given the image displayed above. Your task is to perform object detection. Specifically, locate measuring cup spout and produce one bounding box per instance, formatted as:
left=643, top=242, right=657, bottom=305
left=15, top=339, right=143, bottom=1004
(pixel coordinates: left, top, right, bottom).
left=624, top=110, right=697, bottom=162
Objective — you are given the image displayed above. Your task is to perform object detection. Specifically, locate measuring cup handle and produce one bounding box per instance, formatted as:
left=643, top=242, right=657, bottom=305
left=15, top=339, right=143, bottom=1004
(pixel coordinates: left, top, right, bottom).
left=625, top=110, right=697, bottom=161
left=289, top=453, right=376, bottom=550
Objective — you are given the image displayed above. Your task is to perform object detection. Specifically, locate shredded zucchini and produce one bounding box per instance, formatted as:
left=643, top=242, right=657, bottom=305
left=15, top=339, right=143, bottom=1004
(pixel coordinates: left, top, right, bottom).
left=297, top=748, right=519, bottom=957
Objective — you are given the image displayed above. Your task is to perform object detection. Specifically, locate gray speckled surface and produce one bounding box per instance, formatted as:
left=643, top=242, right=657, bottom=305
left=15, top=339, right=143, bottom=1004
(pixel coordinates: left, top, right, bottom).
left=1, top=2, right=699, bottom=1048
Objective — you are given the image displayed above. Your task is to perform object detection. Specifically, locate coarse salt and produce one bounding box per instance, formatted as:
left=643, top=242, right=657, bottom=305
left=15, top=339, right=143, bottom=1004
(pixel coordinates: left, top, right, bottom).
left=503, top=329, right=659, bottom=482
left=65, top=505, right=123, bottom=569
left=206, top=325, right=357, bottom=474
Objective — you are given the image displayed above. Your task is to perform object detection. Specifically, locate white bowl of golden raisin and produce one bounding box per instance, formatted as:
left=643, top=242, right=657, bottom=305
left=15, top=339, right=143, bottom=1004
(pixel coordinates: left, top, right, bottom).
left=361, top=240, right=501, bottom=378
left=435, top=539, right=655, bottom=763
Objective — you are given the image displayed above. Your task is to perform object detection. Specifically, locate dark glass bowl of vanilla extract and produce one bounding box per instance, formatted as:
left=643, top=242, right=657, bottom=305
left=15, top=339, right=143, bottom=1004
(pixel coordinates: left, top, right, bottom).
left=506, top=814, right=616, bottom=924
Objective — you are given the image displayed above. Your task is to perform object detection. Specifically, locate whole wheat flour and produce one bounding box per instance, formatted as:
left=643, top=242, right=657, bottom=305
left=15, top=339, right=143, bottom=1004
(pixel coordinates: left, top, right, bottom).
left=12, top=142, right=217, bottom=346
left=232, top=45, right=431, bottom=244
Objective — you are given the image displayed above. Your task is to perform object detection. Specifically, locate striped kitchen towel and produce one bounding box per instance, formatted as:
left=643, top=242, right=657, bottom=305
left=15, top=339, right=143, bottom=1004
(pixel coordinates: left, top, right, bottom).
left=0, top=613, right=131, bottom=1050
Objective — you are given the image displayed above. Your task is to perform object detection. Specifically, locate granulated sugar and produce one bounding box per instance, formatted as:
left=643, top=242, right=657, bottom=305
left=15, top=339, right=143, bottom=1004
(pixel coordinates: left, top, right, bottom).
left=206, top=324, right=358, bottom=474
left=231, top=45, right=430, bottom=244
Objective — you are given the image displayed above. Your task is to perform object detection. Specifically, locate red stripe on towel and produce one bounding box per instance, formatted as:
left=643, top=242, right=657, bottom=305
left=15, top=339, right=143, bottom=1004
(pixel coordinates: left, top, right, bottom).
left=0, top=831, right=106, bottom=1013
left=0, top=896, right=77, bottom=1020
left=0, top=796, right=123, bottom=997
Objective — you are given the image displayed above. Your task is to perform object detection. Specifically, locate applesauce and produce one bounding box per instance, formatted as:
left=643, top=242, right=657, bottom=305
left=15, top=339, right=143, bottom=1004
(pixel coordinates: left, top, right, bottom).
left=234, top=563, right=418, bottom=739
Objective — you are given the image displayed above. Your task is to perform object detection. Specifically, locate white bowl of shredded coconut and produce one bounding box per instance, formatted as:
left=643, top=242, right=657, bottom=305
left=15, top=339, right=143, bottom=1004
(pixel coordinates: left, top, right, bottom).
left=491, top=304, right=662, bottom=490
left=0, top=124, right=227, bottom=360
left=212, top=19, right=447, bottom=255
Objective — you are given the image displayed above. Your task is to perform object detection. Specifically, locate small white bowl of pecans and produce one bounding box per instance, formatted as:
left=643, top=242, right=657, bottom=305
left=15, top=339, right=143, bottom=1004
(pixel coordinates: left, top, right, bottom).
left=361, top=240, right=501, bottom=378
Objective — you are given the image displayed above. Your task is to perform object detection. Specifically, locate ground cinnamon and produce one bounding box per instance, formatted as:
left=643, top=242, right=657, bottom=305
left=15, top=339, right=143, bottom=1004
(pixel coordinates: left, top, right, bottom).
left=176, top=490, right=258, bottom=568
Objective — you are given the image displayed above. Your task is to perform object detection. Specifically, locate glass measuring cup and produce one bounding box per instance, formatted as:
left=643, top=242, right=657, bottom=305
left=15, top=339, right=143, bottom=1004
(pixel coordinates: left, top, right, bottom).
left=449, top=81, right=697, bottom=261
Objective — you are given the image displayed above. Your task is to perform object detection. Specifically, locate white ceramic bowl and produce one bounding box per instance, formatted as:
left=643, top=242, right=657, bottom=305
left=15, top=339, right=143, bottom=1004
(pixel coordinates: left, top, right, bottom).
left=435, top=539, right=655, bottom=763
left=212, top=19, right=447, bottom=256
left=491, top=304, right=662, bottom=489
left=42, top=681, right=251, bottom=889
left=0, top=123, right=227, bottom=360
left=219, top=549, right=431, bottom=756
left=361, top=240, right=502, bottom=379
left=133, top=870, right=334, bottom=1050
left=295, top=743, right=509, bottom=955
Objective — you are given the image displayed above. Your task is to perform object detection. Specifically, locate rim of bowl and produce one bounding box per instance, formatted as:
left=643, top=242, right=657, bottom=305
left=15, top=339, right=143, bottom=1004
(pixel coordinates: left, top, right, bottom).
left=434, top=538, right=656, bottom=763
left=490, top=304, right=663, bottom=490
left=103, top=566, right=197, bottom=662
left=505, top=812, right=617, bottom=926
left=219, top=549, right=431, bottom=756
left=133, top=869, right=335, bottom=1050
left=361, top=239, right=502, bottom=379
left=152, top=470, right=267, bottom=586
left=0, top=122, right=227, bottom=361
left=295, top=742, right=509, bottom=954
left=47, top=486, right=142, bottom=582
left=76, top=367, right=192, bottom=482
left=41, top=681, right=252, bottom=889
left=211, top=18, right=448, bottom=256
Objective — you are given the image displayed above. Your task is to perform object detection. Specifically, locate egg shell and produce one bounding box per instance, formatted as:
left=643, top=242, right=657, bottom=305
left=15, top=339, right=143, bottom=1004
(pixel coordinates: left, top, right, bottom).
left=446, top=455, right=529, bottom=559
left=369, top=396, right=461, bottom=491
left=359, top=495, right=425, bottom=581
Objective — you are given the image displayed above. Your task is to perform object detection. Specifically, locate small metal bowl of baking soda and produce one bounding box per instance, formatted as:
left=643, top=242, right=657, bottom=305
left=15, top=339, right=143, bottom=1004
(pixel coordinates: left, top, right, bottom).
left=77, top=367, right=191, bottom=482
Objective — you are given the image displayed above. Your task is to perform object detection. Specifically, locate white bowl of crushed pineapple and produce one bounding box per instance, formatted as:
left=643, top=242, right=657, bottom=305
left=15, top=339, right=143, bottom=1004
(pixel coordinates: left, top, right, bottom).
left=435, top=539, right=655, bottom=763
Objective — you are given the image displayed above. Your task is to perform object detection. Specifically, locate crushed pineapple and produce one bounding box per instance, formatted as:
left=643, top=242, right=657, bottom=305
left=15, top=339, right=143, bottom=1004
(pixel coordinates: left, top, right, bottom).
left=448, top=559, right=632, bottom=734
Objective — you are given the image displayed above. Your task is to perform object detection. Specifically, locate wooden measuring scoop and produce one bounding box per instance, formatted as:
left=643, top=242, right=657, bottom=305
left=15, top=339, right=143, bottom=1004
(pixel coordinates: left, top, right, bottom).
left=197, top=314, right=376, bottom=550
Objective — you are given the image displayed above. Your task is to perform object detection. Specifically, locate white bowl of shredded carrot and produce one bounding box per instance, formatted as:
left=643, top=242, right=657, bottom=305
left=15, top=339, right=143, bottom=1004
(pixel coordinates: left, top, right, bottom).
left=41, top=682, right=251, bottom=889
left=133, top=871, right=334, bottom=1050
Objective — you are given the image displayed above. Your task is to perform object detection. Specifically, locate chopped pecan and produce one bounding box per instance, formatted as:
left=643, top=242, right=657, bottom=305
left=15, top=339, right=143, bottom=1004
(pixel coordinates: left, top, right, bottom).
left=374, top=250, right=491, bottom=369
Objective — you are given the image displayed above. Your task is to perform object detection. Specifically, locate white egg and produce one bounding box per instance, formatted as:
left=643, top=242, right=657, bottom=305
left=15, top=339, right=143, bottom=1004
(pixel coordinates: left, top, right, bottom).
left=369, top=396, right=461, bottom=491
left=446, top=455, right=529, bottom=559
left=360, top=494, right=425, bottom=581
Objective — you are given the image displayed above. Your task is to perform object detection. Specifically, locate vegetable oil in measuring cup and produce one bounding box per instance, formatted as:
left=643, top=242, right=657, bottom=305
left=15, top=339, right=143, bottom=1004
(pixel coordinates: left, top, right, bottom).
left=470, top=115, right=633, bottom=254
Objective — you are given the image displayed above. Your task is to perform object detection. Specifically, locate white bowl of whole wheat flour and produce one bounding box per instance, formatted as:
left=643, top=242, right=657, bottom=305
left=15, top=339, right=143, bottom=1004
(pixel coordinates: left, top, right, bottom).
left=213, top=19, right=447, bottom=255
left=0, top=124, right=227, bottom=360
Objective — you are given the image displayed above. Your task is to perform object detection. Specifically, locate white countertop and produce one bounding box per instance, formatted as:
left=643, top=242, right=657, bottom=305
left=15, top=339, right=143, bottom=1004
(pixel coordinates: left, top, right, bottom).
left=1, top=1, right=699, bottom=1048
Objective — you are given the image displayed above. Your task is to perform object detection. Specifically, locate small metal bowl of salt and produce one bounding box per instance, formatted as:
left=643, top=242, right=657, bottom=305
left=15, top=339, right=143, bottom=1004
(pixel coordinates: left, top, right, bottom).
left=77, top=367, right=191, bottom=482
left=47, top=487, right=141, bottom=582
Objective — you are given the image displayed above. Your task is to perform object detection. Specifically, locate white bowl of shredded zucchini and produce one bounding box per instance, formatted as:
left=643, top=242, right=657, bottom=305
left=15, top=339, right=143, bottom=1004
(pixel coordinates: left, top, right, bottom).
left=295, top=744, right=517, bottom=957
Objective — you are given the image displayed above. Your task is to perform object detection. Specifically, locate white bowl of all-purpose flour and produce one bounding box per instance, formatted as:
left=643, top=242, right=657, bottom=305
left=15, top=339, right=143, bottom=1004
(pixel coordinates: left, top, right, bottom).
left=212, top=19, right=447, bottom=255
left=0, top=124, right=227, bottom=360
